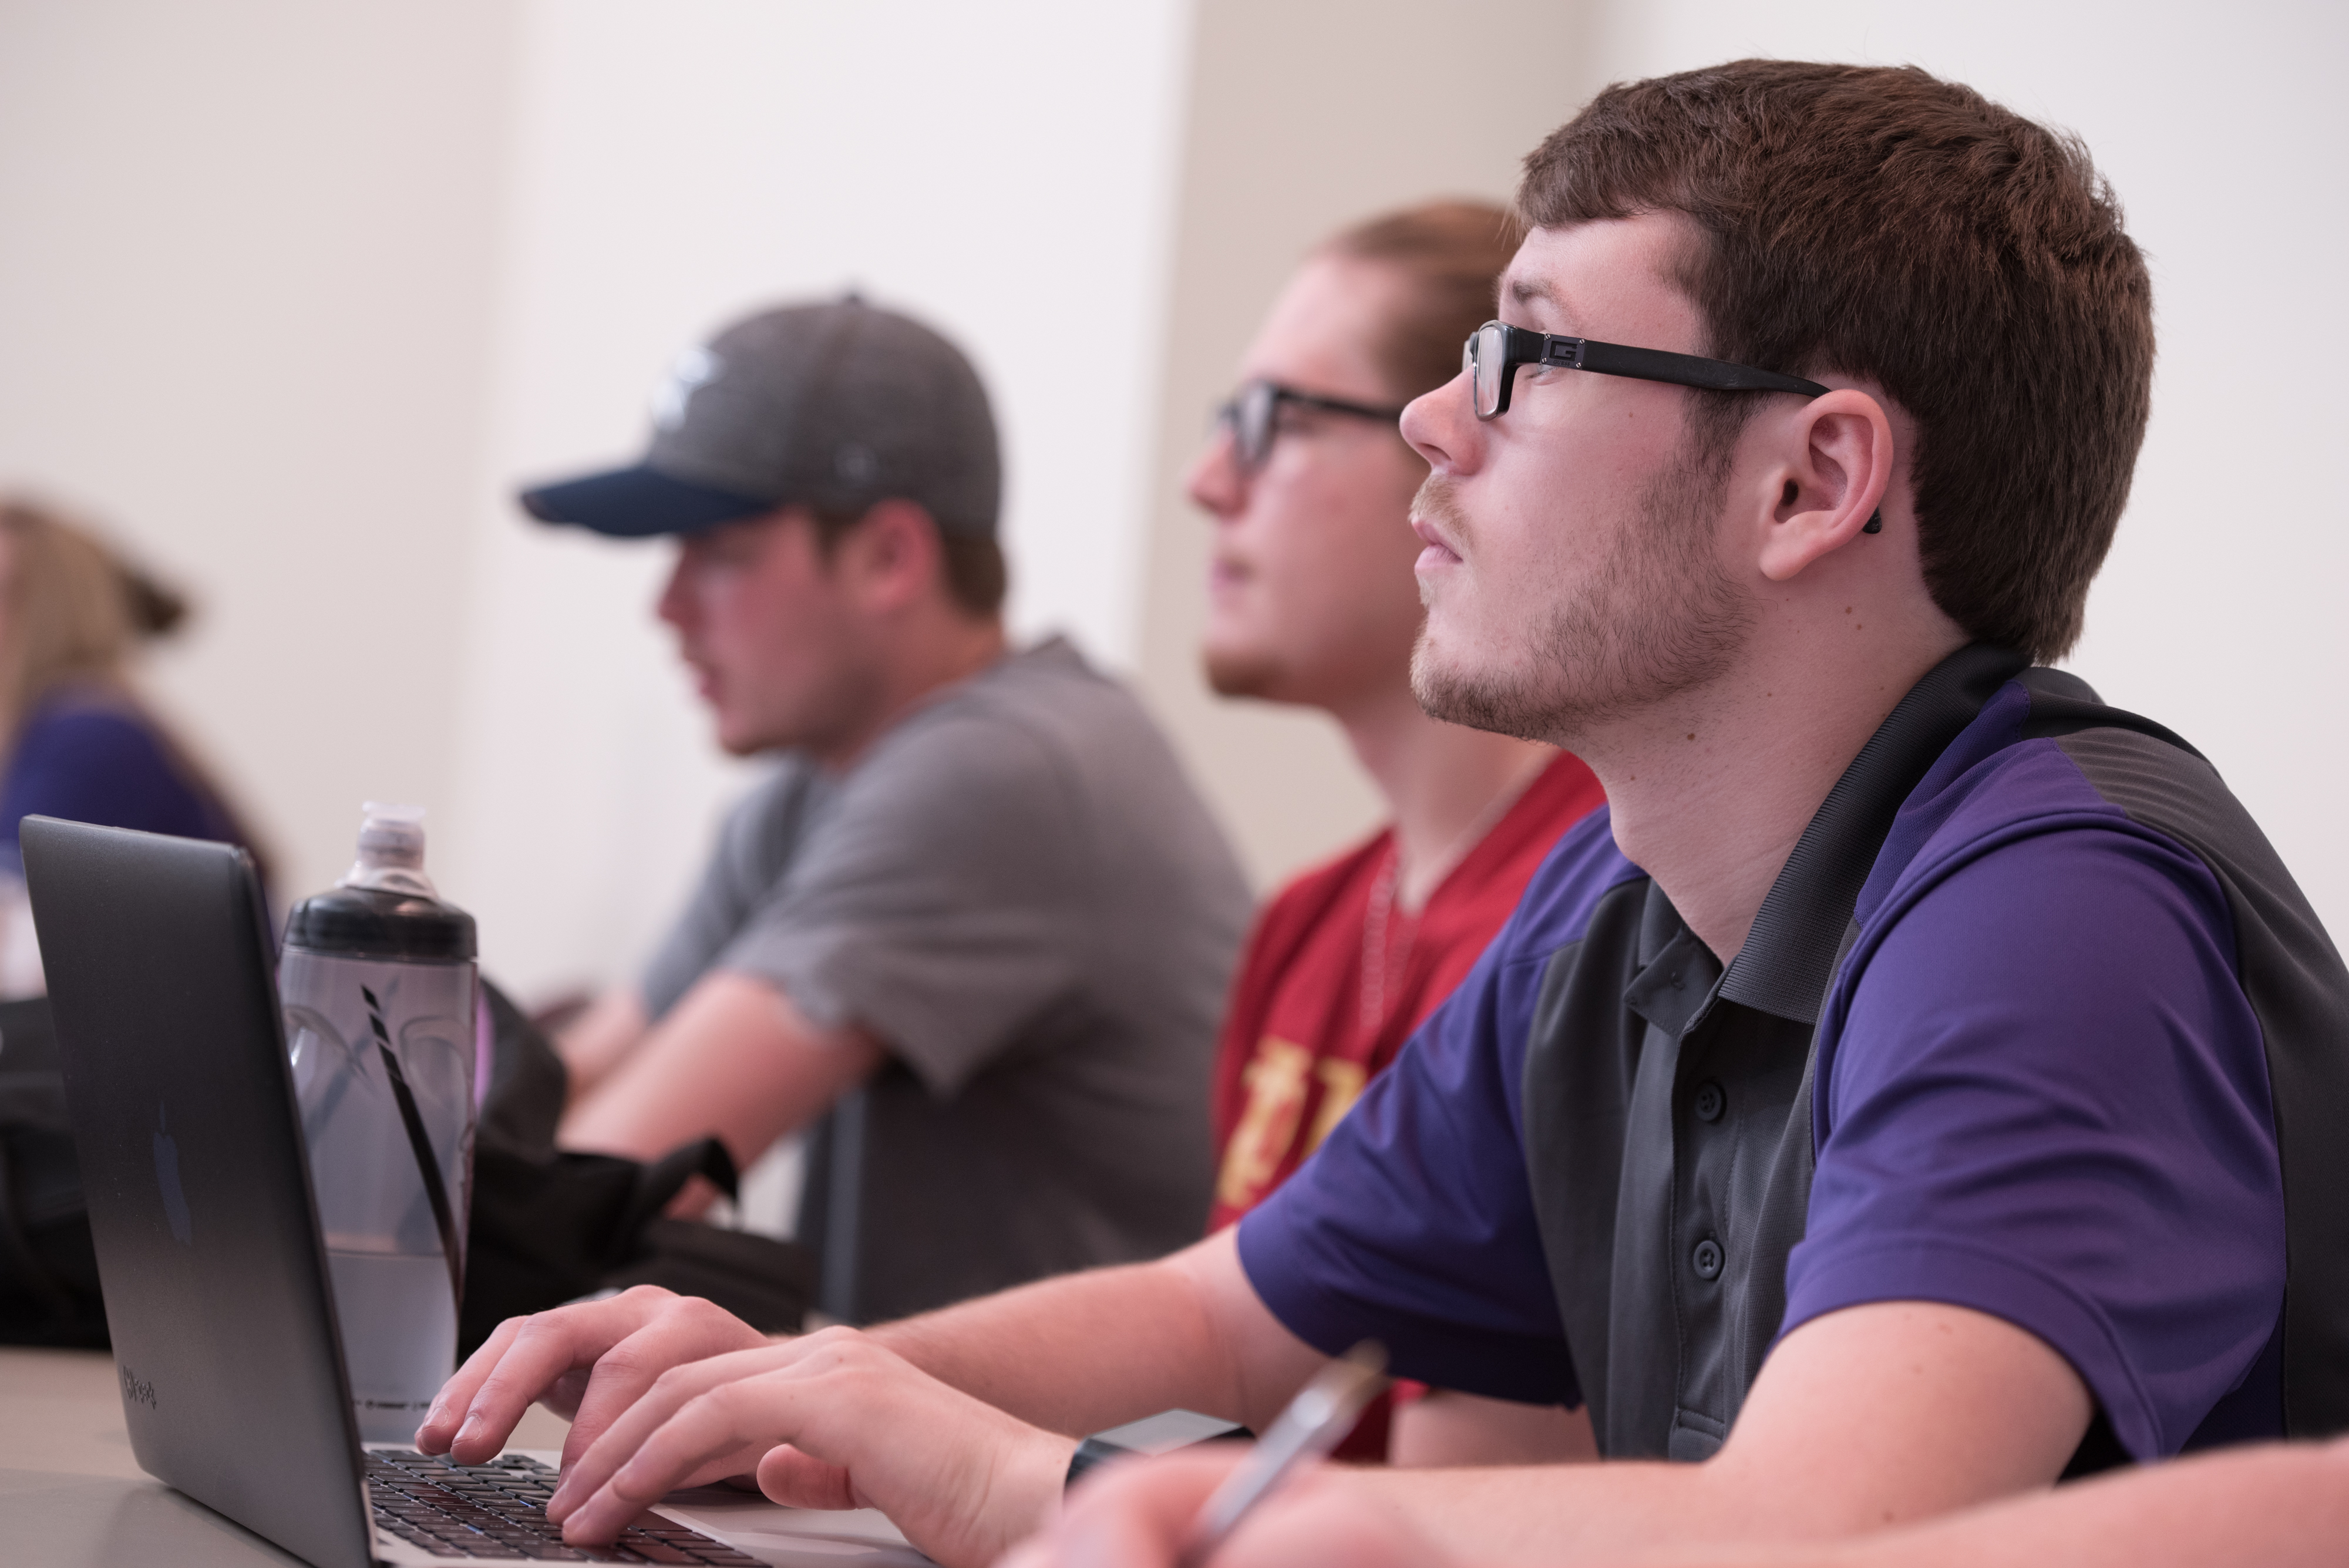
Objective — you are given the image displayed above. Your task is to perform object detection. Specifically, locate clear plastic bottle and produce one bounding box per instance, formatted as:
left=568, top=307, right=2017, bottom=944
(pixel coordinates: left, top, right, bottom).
left=280, top=805, right=478, bottom=1442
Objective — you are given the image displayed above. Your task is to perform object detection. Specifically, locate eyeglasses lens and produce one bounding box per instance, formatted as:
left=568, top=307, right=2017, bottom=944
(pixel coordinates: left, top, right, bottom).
left=1234, top=381, right=1276, bottom=470
left=1470, top=324, right=1507, bottom=418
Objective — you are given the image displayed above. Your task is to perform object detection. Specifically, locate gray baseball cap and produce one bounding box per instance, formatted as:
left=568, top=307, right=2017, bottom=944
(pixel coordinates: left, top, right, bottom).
left=518, top=297, right=1001, bottom=539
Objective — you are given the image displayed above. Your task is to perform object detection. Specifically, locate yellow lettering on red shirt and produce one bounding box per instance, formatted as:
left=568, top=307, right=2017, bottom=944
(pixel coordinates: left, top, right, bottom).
left=1304, top=1058, right=1368, bottom=1154
left=1216, top=1037, right=1313, bottom=1213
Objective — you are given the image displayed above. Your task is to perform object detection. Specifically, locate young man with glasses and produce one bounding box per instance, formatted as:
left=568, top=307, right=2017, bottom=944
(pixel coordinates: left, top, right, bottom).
left=1189, top=202, right=1604, bottom=1464
left=425, top=62, right=2349, bottom=1567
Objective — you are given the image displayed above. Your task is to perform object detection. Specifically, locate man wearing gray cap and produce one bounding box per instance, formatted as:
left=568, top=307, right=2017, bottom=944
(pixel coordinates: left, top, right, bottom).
left=524, top=297, right=1253, bottom=1326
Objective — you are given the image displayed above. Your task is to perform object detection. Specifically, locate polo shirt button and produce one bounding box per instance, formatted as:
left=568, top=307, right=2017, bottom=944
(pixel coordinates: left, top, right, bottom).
left=1692, top=1238, right=1724, bottom=1280
left=1694, top=1081, right=1726, bottom=1122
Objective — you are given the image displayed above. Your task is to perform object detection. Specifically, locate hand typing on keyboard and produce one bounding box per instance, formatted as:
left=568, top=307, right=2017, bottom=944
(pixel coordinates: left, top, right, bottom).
left=416, top=1287, right=1078, bottom=1568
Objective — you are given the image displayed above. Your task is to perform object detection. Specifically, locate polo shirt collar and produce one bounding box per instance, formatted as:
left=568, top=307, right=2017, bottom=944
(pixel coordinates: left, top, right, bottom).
left=1623, top=887, right=1722, bottom=1039
left=1714, top=642, right=2031, bottom=1026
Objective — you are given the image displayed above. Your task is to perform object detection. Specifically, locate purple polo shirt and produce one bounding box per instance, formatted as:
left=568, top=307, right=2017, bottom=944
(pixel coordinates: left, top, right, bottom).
left=1239, top=652, right=2296, bottom=1461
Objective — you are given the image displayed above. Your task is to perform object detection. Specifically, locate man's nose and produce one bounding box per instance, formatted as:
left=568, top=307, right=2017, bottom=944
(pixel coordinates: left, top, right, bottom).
left=1184, top=427, right=1248, bottom=520
left=1401, top=369, right=1482, bottom=477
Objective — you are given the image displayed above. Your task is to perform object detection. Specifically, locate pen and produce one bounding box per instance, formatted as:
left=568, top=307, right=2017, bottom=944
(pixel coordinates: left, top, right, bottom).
left=1176, top=1342, right=1390, bottom=1568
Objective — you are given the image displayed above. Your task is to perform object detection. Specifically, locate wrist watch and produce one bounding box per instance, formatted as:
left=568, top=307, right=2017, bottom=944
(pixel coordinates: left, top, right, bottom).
left=1065, top=1409, right=1251, bottom=1490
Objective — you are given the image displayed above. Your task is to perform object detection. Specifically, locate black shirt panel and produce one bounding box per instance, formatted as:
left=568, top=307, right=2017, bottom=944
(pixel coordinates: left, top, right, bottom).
left=1667, top=999, right=1820, bottom=1460
left=2017, top=666, right=2203, bottom=758
left=1522, top=875, right=1653, bottom=1449
left=2042, top=722, right=2349, bottom=1437
left=1526, top=874, right=1825, bottom=1461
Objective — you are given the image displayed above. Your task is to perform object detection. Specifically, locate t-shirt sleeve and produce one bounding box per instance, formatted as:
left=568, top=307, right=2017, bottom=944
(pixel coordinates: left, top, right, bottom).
left=1235, top=930, right=1579, bottom=1405
left=1787, top=820, right=2284, bottom=1459
left=712, top=712, right=1089, bottom=1097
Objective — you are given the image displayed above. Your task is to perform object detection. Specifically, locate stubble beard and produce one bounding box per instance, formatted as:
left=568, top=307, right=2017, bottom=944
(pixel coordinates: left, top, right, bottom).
left=1409, top=447, right=1754, bottom=747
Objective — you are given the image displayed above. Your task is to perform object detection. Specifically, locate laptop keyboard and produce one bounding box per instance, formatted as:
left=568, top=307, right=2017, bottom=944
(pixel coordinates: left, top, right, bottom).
left=366, top=1450, right=762, bottom=1563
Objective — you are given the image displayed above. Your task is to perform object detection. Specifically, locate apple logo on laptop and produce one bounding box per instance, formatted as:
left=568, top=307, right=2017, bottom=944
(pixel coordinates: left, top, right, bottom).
left=154, top=1103, right=192, bottom=1246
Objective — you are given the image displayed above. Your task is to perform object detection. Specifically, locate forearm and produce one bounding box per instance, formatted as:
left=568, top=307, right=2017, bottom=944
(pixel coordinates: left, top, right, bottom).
left=1354, top=1457, right=1700, bottom=1564
left=1796, top=1438, right=2349, bottom=1568
left=870, top=1230, right=1321, bottom=1437
left=555, top=988, right=649, bottom=1102
left=1388, top=1389, right=1597, bottom=1468
left=1362, top=1302, right=2092, bottom=1562
left=1357, top=1415, right=2074, bottom=1567
left=560, top=973, right=879, bottom=1165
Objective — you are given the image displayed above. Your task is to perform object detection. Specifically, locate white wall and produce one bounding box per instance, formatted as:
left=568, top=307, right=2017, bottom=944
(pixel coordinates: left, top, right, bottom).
left=0, top=0, right=519, bottom=907
left=1586, top=0, right=2349, bottom=947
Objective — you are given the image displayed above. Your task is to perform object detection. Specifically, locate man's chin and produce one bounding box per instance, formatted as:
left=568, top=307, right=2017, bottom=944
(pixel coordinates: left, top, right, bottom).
left=1409, top=639, right=1556, bottom=744
left=709, top=711, right=784, bottom=756
left=1201, top=644, right=1294, bottom=702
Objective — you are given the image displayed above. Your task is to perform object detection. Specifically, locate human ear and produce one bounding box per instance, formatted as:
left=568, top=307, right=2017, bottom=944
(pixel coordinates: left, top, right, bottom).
left=849, top=499, right=944, bottom=610
left=1755, top=389, right=1894, bottom=583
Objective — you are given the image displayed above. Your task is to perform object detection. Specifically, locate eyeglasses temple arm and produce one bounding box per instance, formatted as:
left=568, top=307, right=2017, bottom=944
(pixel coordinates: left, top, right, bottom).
left=1573, top=339, right=1830, bottom=398
left=1284, top=389, right=1411, bottom=422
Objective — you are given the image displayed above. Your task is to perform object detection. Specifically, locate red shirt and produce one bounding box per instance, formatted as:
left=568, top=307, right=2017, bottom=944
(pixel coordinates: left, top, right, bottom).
left=1207, top=752, right=1607, bottom=1230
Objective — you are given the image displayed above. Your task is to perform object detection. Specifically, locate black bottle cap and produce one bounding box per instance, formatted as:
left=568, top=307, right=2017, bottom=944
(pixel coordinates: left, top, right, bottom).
left=282, top=885, right=477, bottom=963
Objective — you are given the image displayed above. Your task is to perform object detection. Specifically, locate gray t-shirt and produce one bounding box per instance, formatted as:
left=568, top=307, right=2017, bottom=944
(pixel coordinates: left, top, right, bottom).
left=642, top=637, right=1251, bottom=1323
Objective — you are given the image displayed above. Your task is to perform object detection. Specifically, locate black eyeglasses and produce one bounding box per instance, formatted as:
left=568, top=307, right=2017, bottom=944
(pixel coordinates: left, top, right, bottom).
left=1463, top=321, right=1879, bottom=532
left=1465, top=321, right=1831, bottom=416
left=1213, top=379, right=1408, bottom=473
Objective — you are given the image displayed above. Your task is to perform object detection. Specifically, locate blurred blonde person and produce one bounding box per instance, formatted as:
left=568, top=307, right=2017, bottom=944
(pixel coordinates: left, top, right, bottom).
left=0, top=496, right=268, bottom=994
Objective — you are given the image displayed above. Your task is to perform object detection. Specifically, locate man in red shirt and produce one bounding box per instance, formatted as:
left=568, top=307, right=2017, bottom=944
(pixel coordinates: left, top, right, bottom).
left=1186, top=202, right=1607, bottom=1461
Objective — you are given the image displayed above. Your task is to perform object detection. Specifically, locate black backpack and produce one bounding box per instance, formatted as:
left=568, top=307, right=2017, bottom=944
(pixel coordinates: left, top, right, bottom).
left=0, top=984, right=815, bottom=1354
left=0, top=997, right=105, bottom=1346
left=460, top=981, right=815, bottom=1353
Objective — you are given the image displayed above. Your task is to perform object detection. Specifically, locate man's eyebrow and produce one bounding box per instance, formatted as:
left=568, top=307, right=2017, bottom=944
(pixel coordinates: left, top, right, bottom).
left=1503, top=274, right=1584, bottom=333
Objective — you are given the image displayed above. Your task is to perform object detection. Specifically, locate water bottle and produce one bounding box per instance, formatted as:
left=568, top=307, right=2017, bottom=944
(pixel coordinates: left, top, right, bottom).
left=280, top=804, right=479, bottom=1442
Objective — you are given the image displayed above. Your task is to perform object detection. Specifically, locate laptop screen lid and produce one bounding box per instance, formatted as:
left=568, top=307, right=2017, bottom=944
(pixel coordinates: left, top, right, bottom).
left=23, top=816, right=376, bottom=1568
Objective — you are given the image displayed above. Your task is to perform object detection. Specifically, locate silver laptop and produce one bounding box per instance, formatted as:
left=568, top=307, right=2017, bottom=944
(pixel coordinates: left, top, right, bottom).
left=22, top=816, right=925, bottom=1567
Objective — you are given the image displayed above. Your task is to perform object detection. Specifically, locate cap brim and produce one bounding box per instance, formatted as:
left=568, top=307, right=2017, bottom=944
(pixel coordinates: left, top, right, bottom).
left=517, top=464, right=778, bottom=538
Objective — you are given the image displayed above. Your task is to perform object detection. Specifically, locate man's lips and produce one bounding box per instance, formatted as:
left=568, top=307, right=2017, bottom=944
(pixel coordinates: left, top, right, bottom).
left=1410, top=514, right=1462, bottom=567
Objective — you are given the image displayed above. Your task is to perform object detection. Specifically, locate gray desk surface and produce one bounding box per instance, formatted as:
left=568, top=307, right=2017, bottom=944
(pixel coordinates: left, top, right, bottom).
left=0, top=1344, right=576, bottom=1565
left=0, top=1346, right=926, bottom=1566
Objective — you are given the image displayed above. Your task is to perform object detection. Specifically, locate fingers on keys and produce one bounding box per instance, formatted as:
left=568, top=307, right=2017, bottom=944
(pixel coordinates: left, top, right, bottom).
left=419, top=1288, right=678, bottom=1461
left=552, top=1353, right=796, bottom=1540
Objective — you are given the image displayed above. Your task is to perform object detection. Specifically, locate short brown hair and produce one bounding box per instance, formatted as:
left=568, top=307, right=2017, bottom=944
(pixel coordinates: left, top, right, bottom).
left=1320, top=200, right=1524, bottom=403
left=1518, top=61, right=2153, bottom=661
left=808, top=504, right=1007, bottom=618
